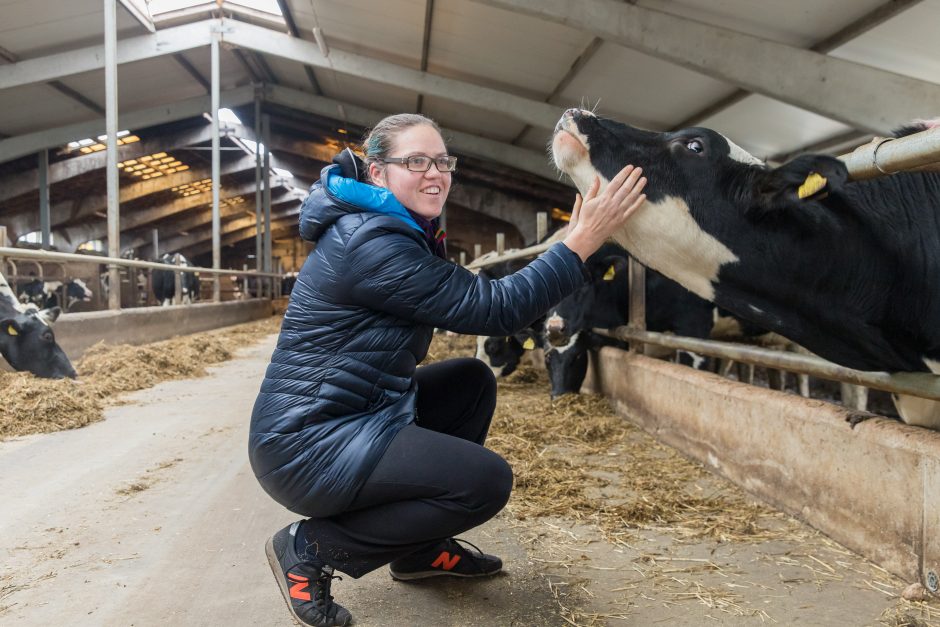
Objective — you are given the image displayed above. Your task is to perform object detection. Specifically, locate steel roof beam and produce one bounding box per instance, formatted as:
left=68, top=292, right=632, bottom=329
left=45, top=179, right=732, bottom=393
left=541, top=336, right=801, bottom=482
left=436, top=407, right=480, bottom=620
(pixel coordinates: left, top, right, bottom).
left=54, top=179, right=282, bottom=252
left=0, top=20, right=212, bottom=92
left=0, top=85, right=255, bottom=164
left=224, top=21, right=563, bottom=130
left=263, top=85, right=561, bottom=181
left=475, top=0, right=940, bottom=133
left=3, top=153, right=260, bottom=241
left=671, top=0, right=926, bottom=130
left=165, top=203, right=299, bottom=255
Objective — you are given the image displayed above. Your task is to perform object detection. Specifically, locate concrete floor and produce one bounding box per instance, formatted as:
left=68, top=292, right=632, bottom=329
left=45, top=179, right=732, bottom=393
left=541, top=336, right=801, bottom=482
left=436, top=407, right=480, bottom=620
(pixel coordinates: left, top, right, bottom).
left=0, top=334, right=933, bottom=626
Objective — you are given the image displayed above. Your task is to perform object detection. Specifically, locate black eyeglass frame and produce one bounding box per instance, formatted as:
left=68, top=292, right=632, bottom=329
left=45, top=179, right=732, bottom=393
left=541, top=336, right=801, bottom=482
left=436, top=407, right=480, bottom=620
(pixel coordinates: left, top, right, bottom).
left=380, top=155, right=458, bottom=173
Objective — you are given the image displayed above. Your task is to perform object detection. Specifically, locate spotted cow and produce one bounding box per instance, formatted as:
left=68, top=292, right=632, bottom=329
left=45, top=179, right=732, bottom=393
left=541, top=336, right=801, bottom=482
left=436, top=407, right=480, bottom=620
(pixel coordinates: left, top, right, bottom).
left=552, top=109, right=940, bottom=428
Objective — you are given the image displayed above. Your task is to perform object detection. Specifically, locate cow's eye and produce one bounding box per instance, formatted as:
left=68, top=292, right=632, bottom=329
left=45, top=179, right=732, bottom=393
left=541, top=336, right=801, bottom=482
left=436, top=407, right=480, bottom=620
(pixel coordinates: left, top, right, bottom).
left=42, top=332, right=53, bottom=342
left=686, top=139, right=704, bottom=154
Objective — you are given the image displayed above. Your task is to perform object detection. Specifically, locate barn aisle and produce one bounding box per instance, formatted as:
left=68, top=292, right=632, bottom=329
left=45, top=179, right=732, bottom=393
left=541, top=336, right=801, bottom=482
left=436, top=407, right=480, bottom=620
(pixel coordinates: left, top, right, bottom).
left=1, top=331, right=935, bottom=626
left=0, top=334, right=562, bottom=627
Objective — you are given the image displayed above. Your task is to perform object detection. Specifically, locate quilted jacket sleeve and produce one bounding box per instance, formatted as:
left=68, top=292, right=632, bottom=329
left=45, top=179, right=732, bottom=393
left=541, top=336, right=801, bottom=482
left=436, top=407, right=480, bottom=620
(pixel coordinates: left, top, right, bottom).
left=342, top=220, right=588, bottom=336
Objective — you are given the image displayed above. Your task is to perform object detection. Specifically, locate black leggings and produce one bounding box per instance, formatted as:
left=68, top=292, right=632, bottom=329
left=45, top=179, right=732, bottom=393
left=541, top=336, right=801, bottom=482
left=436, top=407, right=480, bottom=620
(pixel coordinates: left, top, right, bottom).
left=300, top=358, right=512, bottom=578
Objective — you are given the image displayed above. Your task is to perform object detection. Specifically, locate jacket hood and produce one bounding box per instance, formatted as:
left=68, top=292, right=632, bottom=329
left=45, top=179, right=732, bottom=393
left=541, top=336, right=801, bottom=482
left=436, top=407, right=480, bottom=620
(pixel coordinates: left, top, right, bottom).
left=299, top=163, right=423, bottom=242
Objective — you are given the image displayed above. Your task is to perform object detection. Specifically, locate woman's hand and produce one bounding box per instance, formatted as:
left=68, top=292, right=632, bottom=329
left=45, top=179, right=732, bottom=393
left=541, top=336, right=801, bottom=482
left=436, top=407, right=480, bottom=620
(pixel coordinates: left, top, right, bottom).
left=563, top=165, right=646, bottom=262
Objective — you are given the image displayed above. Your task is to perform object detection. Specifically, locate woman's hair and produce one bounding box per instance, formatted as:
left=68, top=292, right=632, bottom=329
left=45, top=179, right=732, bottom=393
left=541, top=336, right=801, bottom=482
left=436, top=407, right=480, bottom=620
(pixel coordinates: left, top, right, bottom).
left=362, top=114, right=443, bottom=181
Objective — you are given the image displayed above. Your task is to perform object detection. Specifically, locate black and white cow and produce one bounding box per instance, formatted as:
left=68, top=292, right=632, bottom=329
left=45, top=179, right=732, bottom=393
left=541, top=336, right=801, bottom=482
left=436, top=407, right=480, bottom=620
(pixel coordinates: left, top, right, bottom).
left=552, top=109, right=940, bottom=428
left=152, top=253, right=199, bottom=306
left=473, top=254, right=545, bottom=377
left=543, top=242, right=715, bottom=397
left=18, top=278, right=93, bottom=311
left=1, top=272, right=75, bottom=379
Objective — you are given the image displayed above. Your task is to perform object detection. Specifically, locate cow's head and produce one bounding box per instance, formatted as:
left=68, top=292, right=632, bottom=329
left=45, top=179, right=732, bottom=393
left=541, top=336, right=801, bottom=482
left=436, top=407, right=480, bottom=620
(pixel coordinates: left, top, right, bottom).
left=544, top=332, right=589, bottom=399
left=551, top=108, right=849, bottom=302
left=476, top=329, right=541, bottom=378
left=1, top=307, right=76, bottom=379
left=67, top=278, right=93, bottom=303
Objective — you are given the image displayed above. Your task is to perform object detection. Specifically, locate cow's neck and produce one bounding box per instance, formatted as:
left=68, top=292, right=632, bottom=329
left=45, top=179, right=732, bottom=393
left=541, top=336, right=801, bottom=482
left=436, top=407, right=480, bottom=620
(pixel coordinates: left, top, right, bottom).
left=610, top=196, right=738, bottom=302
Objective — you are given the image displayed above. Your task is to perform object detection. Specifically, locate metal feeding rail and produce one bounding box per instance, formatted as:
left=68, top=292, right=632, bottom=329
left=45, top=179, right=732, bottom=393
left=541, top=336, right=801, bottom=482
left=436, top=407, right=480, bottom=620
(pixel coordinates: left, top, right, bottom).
left=0, top=246, right=284, bottom=306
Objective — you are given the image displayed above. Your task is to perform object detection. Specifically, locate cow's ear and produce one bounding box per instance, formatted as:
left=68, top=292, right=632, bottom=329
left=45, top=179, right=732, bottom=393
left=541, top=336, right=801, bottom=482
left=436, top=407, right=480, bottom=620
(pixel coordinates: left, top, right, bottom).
left=513, top=330, right=538, bottom=350
left=37, top=307, right=61, bottom=325
left=753, top=155, right=848, bottom=219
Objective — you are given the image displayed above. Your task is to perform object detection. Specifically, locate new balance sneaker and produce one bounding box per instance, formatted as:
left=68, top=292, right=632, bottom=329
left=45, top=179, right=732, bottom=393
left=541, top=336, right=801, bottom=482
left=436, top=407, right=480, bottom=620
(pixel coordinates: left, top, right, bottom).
left=389, top=538, right=502, bottom=581
left=265, top=522, right=352, bottom=627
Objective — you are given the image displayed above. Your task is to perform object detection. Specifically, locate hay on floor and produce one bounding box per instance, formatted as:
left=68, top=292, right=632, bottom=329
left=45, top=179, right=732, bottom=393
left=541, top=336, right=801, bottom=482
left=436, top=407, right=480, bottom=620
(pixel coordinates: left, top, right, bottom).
left=1, top=315, right=282, bottom=440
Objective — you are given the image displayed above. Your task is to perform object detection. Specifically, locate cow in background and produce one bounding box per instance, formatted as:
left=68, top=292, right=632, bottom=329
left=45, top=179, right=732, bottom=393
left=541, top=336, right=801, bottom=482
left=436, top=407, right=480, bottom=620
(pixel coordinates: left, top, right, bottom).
left=553, top=109, right=940, bottom=428
left=18, top=278, right=93, bottom=311
left=152, top=253, right=199, bottom=306
left=543, top=243, right=715, bottom=397
left=1, top=272, right=75, bottom=379
left=473, top=253, right=546, bottom=378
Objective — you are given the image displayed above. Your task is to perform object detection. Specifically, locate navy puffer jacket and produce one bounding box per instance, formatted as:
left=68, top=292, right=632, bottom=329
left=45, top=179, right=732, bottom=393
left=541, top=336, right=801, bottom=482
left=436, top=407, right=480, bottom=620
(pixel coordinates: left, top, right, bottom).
left=249, top=162, right=588, bottom=518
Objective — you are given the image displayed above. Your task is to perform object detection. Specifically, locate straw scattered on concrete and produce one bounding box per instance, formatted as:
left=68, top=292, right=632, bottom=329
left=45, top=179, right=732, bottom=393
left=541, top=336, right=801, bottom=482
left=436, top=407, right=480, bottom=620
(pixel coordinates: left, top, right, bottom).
left=424, top=333, right=940, bottom=624
left=0, top=315, right=282, bottom=440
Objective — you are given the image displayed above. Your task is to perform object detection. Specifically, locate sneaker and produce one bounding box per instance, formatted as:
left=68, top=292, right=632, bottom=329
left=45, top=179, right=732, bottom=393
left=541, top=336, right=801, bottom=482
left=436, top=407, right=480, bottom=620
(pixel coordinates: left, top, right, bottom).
left=389, top=538, right=502, bottom=581
left=265, top=522, right=352, bottom=627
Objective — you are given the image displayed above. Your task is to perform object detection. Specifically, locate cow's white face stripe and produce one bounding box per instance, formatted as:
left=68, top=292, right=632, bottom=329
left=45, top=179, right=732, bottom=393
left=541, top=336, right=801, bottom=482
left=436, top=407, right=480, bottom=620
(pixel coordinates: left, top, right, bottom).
left=721, top=134, right=764, bottom=166
left=609, top=196, right=738, bottom=301
left=551, top=331, right=582, bottom=355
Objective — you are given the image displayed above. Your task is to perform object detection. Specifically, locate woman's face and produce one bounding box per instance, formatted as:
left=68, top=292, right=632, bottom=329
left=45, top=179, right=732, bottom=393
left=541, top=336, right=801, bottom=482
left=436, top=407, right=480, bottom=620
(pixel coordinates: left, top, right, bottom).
left=370, top=124, right=451, bottom=220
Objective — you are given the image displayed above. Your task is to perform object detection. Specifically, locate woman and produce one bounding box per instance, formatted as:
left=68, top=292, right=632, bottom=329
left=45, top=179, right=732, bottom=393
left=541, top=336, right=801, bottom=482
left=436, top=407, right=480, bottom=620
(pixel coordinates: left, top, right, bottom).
left=249, top=113, right=646, bottom=627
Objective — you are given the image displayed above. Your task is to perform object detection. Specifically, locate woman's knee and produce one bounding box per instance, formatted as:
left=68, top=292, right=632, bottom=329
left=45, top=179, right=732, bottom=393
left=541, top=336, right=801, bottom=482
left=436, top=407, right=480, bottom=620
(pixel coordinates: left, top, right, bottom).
left=465, top=452, right=513, bottom=519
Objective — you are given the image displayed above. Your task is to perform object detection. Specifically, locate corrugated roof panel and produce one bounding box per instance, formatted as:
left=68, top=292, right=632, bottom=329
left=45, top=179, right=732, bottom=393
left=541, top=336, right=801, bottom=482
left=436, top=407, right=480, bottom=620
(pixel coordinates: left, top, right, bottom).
left=0, top=83, right=95, bottom=135
left=830, top=1, right=940, bottom=89
left=259, top=56, right=319, bottom=93
left=56, top=58, right=210, bottom=115
left=700, top=94, right=854, bottom=159
left=558, top=42, right=733, bottom=131
left=288, top=0, right=425, bottom=66
left=0, top=0, right=142, bottom=58
left=317, top=71, right=418, bottom=119
left=430, top=0, right=594, bottom=97
left=420, top=95, right=529, bottom=144
left=640, top=0, right=888, bottom=46
left=165, top=48, right=253, bottom=91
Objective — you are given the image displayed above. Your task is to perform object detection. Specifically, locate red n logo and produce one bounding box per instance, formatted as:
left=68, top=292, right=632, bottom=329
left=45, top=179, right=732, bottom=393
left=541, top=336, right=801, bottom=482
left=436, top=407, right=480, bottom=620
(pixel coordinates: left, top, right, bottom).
left=431, top=551, right=461, bottom=570
left=288, top=572, right=311, bottom=601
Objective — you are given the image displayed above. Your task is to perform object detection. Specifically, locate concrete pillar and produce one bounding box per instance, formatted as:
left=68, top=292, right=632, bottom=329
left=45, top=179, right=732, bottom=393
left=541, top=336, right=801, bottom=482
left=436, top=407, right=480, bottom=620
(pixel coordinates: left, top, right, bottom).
left=474, top=243, right=482, bottom=259
left=536, top=211, right=547, bottom=243
left=459, top=251, right=466, bottom=266
left=210, top=26, right=221, bottom=302
left=496, top=233, right=505, bottom=255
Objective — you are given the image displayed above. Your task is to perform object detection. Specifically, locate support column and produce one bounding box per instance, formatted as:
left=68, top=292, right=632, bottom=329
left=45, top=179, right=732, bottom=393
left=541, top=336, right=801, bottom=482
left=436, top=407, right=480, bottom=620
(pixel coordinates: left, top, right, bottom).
left=152, top=228, right=159, bottom=258
left=210, top=25, right=221, bottom=302
left=262, top=113, right=272, bottom=298
left=104, top=0, right=121, bottom=310
left=38, top=149, right=50, bottom=250
left=254, top=88, right=263, bottom=275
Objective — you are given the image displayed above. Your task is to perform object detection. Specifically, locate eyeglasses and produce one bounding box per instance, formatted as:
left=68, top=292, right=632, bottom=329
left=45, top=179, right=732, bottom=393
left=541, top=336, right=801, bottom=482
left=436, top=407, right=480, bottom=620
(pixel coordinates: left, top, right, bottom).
left=381, top=155, right=457, bottom=173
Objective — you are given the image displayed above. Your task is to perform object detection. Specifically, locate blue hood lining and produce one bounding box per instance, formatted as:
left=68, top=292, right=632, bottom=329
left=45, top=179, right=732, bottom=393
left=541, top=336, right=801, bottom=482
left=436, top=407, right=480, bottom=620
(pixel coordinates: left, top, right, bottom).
left=325, top=165, right=423, bottom=233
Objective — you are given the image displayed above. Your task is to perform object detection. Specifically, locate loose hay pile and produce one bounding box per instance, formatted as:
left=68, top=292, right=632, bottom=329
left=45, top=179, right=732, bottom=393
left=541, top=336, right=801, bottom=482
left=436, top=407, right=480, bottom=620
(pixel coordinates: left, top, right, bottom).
left=426, top=332, right=796, bottom=544
left=0, top=315, right=282, bottom=440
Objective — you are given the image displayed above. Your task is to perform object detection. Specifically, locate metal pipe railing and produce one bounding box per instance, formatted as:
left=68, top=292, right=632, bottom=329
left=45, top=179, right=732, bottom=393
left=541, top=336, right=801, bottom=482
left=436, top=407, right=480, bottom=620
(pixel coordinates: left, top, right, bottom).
left=840, top=123, right=940, bottom=180
left=598, top=327, right=940, bottom=402
left=0, top=247, right=283, bottom=278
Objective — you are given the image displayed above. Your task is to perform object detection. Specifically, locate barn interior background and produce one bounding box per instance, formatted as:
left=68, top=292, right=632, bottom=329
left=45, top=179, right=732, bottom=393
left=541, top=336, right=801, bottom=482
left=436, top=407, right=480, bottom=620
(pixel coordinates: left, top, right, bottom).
left=2, top=0, right=940, bottom=623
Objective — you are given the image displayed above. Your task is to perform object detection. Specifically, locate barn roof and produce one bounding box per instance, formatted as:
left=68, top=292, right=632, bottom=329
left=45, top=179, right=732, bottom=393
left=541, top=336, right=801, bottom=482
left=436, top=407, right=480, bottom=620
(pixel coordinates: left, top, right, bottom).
left=1, top=0, right=938, bottom=261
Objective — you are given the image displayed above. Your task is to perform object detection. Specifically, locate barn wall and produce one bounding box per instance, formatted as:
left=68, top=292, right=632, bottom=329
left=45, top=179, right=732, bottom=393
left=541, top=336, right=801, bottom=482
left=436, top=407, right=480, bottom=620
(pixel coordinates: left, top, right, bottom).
left=583, top=347, right=940, bottom=589
left=52, top=299, right=274, bottom=362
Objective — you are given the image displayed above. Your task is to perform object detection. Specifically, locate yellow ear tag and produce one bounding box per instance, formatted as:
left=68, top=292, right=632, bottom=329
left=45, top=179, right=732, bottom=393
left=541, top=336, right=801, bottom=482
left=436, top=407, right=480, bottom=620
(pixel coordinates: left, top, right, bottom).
left=522, top=338, right=536, bottom=350
left=7, top=325, right=17, bottom=336
left=798, top=172, right=827, bottom=199
left=603, top=265, right=616, bottom=281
